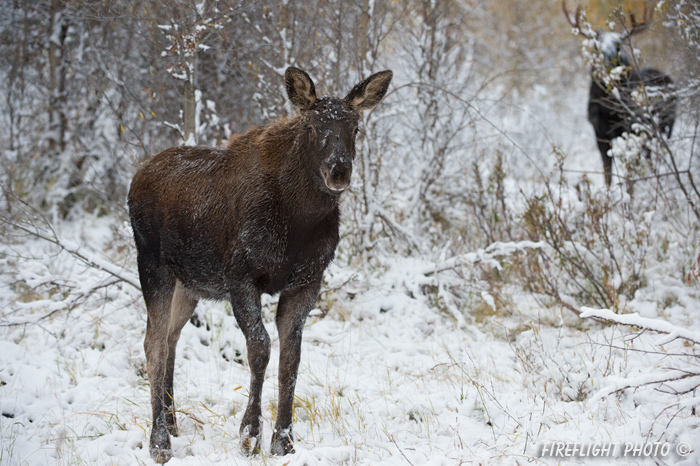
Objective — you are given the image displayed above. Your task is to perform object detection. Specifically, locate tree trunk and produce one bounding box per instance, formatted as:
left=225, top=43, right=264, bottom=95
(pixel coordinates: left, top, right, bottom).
left=182, top=53, right=197, bottom=145
left=48, top=0, right=68, bottom=154
left=359, top=0, right=370, bottom=67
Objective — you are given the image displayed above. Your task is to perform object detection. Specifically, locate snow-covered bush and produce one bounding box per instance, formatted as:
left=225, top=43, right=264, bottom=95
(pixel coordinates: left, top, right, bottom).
left=510, top=166, right=651, bottom=312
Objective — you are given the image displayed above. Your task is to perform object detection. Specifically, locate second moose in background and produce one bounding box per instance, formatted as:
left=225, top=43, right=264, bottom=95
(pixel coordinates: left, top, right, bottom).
left=563, top=1, right=676, bottom=186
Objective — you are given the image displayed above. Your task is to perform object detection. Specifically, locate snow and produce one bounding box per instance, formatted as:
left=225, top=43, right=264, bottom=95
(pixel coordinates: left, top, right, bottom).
left=196, top=1, right=206, bottom=17
left=2, top=213, right=699, bottom=465
left=599, top=32, right=621, bottom=59
left=2, top=4, right=700, bottom=466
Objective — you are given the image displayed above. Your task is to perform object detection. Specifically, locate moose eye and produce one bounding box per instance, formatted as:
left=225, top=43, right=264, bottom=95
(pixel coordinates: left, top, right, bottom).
left=307, top=126, right=316, bottom=139
left=353, top=128, right=360, bottom=138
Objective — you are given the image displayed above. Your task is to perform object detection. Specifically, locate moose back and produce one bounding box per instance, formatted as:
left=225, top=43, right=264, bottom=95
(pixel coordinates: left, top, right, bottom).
left=128, top=67, right=392, bottom=463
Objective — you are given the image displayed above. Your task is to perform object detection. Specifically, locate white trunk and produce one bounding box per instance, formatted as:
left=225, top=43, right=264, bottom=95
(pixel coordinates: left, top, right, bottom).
left=48, top=0, right=67, bottom=153
left=183, top=54, right=197, bottom=145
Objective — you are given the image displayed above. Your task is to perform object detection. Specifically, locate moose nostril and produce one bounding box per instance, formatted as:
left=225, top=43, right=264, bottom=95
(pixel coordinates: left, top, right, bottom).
left=332, top=170, right=344, bottom=182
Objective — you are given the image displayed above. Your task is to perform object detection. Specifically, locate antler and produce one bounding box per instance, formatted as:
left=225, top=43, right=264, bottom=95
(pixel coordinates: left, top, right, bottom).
left=562, top=1, right=596, bottom=39
left=619, top=3, right=654, bottom=41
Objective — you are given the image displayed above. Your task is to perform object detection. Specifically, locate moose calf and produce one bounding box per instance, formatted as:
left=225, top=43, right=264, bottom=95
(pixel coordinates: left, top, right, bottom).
left=128, top=67, right=392, bottom=463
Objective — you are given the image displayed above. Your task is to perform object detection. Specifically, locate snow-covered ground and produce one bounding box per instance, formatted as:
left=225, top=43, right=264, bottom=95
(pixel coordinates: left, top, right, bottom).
left=2, top=225, right=699, bottom=465
left=2, top=78, right=700, bottom=466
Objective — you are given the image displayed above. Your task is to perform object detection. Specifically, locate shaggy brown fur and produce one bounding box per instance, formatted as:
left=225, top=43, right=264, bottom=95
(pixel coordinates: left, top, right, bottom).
left=128, top=67, right=392, bottom=463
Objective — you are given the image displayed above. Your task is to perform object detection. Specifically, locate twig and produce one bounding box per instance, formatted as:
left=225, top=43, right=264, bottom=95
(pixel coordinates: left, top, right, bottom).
left=372, top=204, right=422, bottom=252
left=592, top=370, right=700, bottom=402
left=561, top=168, right=692, bottom=183
left=388, top=434, right=416, bottom=466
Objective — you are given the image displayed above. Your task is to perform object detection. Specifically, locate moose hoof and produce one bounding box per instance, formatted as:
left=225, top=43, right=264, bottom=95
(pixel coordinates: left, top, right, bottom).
left=239, top=425, right=262, bottom=456
left=150, top=444, right=173, bottom=464
left=270, top=429, right=295, bottom=456
left=150, top=427, right=173, bottom=463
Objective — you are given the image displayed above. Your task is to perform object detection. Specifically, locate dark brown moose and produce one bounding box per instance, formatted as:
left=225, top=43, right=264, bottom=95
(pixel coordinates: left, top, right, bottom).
left=128, top=67, right=392, bottom=463
left=563, top=2, right=676, bottom=186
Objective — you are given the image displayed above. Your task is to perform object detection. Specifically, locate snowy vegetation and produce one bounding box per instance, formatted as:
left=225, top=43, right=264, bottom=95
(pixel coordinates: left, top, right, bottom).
left=1, top=0, right=700, bottom=464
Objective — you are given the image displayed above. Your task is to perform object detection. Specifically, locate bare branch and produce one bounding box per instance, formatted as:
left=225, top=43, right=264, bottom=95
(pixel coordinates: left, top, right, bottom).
left=562, top=1, right=596, bottom=39
left=0, top=198, right=141, bottom=291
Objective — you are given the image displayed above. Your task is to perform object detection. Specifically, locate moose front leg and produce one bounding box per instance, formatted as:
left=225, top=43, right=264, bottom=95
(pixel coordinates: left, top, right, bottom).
left=596, top=138, right=613, bottom=187
left=230, top=283, right=270, bottom=455
left=270, top=281, right=321, bottom=455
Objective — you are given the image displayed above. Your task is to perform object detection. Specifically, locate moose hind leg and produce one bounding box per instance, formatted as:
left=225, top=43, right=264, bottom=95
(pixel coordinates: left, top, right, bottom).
left=230, top=284, right=270, bottom=455
left=141, top=262, right=177, bottom=464
left=271, top=282, right=321, bottom=456
left=164, top=280, right=198, bottom=436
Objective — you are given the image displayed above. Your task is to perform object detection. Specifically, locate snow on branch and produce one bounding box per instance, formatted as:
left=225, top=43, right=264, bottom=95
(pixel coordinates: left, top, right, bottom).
left=591, top=370, right=700, bottom=403
left=580, top=307, right=700, bottom=346
left=421, top=240, right=547, bottom=276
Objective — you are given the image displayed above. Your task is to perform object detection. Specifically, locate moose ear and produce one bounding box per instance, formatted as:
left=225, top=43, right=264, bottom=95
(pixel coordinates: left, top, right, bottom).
left=344, top=70, right=393, bottom=111
left=285, top=67, right=317, bottom=111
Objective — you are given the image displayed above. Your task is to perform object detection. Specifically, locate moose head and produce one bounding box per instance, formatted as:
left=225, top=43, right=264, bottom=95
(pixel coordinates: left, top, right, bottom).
left=285, top=67, right=392, bottom=194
